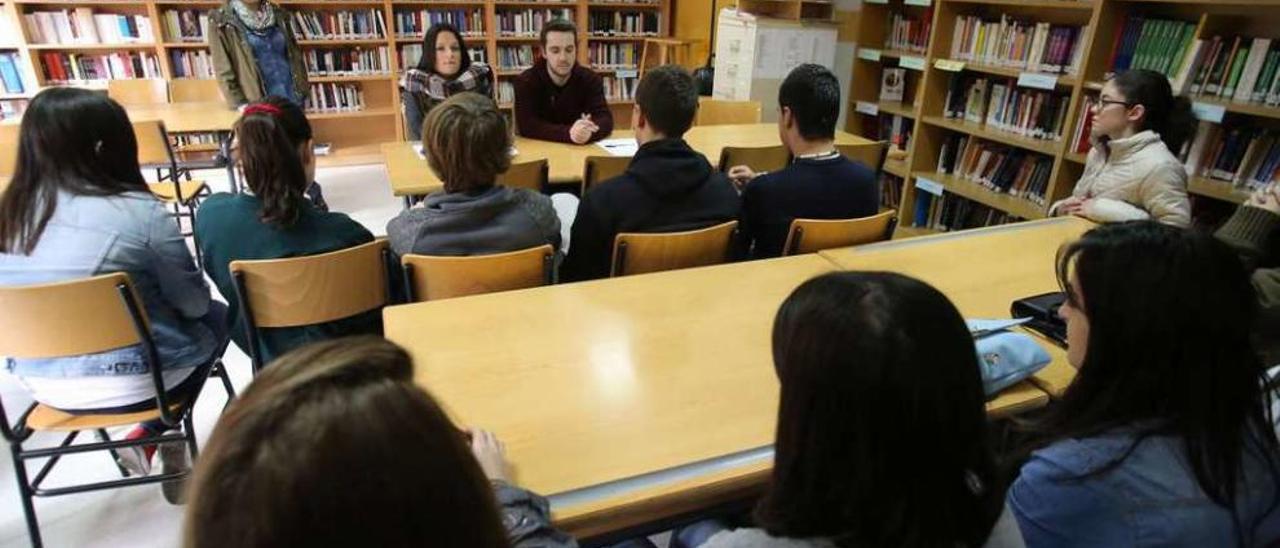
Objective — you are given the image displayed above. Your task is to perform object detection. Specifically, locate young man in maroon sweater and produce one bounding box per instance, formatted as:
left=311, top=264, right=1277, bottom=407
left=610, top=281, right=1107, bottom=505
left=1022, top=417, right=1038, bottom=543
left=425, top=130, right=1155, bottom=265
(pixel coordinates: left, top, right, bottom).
left=514, top=19, right=614, bottom=144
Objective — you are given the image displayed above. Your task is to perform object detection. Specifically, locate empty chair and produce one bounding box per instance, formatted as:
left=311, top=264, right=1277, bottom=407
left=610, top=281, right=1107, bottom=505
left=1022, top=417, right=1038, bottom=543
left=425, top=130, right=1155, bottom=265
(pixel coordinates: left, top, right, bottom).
left=718, top=145, right=790, bottom=174
left=169, top=79, right=224, bottom=103
left=495, top=158, right=549, bottom=192
left=134, top=120, right=210, bottom=263
left=783, top=210, right=898, bottom=256
left=581, top=155, right=631, bottom=194
left=611, top=220, right=738, bottom=277
left=696, top=99, right=762, bottom=126
left=107, top=79, right=169, bottom=105
left=401, top=244, right=555, bottom=302
left=0, top=123, right=16, bottom=186
left=639, top=37, right=691, bottom=76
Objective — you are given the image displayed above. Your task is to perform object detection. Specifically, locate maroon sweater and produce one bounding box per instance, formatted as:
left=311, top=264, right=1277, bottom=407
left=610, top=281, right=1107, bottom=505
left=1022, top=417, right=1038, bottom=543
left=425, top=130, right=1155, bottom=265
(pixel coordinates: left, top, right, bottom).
left=513, top=59, right=614, bottom=143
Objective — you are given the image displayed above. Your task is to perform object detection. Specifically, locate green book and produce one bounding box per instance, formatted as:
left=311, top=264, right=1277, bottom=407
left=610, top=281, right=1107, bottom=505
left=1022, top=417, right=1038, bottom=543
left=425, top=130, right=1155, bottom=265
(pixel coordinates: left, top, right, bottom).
left=1166, top=23, right=1197, bottom=77
left=1223, top=47, right=1250, bottom=98
left=1253, top=50, right=1280, bottom=102
left=1155, top=21, right=1179, bottom=74
left=1132, top=19, right=1158, bottom=71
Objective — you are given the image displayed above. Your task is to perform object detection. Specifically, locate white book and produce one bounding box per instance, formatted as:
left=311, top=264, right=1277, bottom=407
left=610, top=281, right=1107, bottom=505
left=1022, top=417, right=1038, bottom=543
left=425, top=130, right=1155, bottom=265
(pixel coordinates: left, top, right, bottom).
left=1171, top=40, right=1206, bottom=96
left=137, top=17, right=154, bottom=42
left=1234, top=38, right=1272, bottom=103
left=93, top=15, right=117, bottom=43
left=24, top=14, right=44, bottom=44
left=52, top=12, right=73, bottom=44
left=73, top=8, right=98, bottom=44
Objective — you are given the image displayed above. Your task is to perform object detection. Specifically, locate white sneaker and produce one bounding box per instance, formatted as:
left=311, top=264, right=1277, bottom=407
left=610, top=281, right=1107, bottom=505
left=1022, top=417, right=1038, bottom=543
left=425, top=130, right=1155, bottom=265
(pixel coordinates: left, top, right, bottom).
left=115, top=445, right=152, bottom=477
left=158, top=439, right=190, bottom=504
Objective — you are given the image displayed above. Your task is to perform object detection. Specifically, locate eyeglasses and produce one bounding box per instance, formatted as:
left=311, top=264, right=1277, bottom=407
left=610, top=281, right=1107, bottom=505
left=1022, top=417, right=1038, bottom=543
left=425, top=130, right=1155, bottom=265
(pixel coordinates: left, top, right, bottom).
left=1096, top=99, right=1135, bottom=109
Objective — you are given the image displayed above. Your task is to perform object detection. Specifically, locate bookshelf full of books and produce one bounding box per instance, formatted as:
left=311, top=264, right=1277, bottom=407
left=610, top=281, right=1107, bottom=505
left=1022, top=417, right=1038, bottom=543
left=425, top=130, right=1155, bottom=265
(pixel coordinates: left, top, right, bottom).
left=1, top=2, right=33, bottom=119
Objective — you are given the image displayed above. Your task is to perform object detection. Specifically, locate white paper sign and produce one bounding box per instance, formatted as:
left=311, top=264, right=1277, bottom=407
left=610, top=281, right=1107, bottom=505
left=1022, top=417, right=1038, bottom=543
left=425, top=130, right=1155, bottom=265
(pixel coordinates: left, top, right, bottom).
left=855, top=101, right=880, bottom=116
left=904, top=0, right=931, bottom=5
left=915, top=177, right=944, bottom=196
left=1191, top=101, right=1226, bottom=123
left=858, top=47, right=882, bottom=62
left=935, top=59, right=966, bottom=72
left=596, top=138, right=639, bottom=157
left=899, top=55, right=926, bottom=71
left=865, top=0, right=888, bottom=4
left=1017, top=72, right=1059, bottom=90
left=616, top=69, right=638, bottom=78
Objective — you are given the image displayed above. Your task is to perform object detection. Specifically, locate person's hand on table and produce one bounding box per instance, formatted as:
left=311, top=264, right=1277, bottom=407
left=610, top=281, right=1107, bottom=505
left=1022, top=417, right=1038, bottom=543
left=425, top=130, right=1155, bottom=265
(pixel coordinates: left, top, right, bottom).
left=467, top=428, right=510, bottom=482
left=1055, top=196, right=1086, bottom=217
left=1247, top=184, right=1280, bottom=216
left=570, top=114, right=599, bottom=145
left=727, top=165, right=759, bottom=191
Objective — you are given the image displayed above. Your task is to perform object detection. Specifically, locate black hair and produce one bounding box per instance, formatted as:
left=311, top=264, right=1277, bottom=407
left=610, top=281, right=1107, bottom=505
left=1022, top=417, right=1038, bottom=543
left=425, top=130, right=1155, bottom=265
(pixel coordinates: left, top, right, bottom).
left=779, top=64, right=840, bottom=141
left=233, top=100, right=309, bottom=226
left=259, top=95, right=312, bottom=149
left=1109, top=69, right=1197, bottom=152
left=756, top=271, right=1004, bottom=548
left=635, top=64, right=698, bottom=138
left=539, top=18, right=577, bottom=47
left=0, top=87, right=148, bottom=255
left=415, top=22, right=473, bottom=76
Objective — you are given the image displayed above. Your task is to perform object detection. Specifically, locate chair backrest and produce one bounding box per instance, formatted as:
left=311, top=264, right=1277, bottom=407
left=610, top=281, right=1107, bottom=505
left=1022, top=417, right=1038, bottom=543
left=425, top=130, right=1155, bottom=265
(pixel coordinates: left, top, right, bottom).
left=495, top=158, right=548, bottom=192
left=611, top=220, right=738, bottom=277
left=718, top=145, right=790, bottom=174
left=581, top=155, right=631, bottom=194
left=783, top=210, right=898, bottom=256
left=696, top=99, right=762, bottom=126
left=0, top=273, right=150, bottom=359
left=107, top=79, right=169, bottom=105
left=169, top=79, right=223, bottom=103
left=401, top=244, right=554, bottom=302
left=230, top=239, right=390, bottom=329
left=0, top=123, right=17, bottom=183
left=132, top=120, right=176, bottom=168
left=837, top=141, right=889, bottom=174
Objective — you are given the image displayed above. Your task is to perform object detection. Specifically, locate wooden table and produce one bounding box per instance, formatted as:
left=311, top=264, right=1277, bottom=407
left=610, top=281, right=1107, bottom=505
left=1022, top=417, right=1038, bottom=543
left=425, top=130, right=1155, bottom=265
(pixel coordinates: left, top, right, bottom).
left=382, top=124, right=876, bottom=199
left=0, top=101, right=238, bottom=132
left=384, top=250, right=1054, bottom=540
left=819, top=217, right=1095, bottom=397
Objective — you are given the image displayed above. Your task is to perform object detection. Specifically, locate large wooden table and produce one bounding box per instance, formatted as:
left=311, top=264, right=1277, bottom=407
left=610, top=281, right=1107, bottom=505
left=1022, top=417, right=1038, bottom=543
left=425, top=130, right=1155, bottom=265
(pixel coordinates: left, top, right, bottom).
left=383, top=219, right=1079, bottom=539
left=0, top=101, right=238, bottom=132
left=382, top=124, right=876, bottom=198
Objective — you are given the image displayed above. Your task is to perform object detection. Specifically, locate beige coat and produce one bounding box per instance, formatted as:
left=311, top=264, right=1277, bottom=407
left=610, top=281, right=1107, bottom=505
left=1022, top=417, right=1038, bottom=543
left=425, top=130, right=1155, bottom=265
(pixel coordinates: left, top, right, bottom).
left=207, top=2, right=309, bottom=109
left=1052, top=130, right=1191, bottom=227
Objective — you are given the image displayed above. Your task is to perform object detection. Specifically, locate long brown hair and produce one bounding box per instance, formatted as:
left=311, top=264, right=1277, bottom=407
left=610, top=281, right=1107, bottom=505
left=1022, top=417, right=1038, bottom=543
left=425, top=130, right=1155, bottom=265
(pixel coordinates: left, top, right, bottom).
left=232, top=102, right=308, bottom=226
left=0, top=88, right=147, bottom=255
left=423, top=93, right=510, bottom=193
left=184, top=337, right=511, bottom=548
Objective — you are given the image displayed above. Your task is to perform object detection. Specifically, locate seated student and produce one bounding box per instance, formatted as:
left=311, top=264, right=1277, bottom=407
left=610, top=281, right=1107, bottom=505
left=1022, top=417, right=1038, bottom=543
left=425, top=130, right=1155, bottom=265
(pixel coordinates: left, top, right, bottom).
left=386, top=93, right=560, bottom=257
left=1050, top=70, right=1192, bottom=227
left=1216, top=184, right=1280, bottom=365
left=196, top=99, right=377, bottom=366
left=400, top=22, right=493, bottom=141
left=184, top=337, right=576, bottom=547
left=255, top=95, right=329, bottom=209
left=513, top=18, right=612, bottom=144
left=1009, top=222, right=1280, bottom=547
left=698, top=272, right=1022, bottom=547
left=727, top=64, right=879, bottom=259
left=0, top=88, right=226, bottom=481
left=560, top=65, right=740, bottom=282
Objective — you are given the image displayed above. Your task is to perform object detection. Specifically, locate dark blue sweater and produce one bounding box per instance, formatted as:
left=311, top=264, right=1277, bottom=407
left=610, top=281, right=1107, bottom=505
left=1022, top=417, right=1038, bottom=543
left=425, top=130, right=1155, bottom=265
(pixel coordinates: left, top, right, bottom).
left=739, top=154, right=880, bottom=259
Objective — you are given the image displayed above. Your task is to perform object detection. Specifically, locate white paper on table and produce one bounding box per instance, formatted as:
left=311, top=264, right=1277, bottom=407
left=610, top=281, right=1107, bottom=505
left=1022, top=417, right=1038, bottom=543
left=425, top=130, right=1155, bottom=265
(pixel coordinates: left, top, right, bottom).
left=596, top=138, right=638, bottom=157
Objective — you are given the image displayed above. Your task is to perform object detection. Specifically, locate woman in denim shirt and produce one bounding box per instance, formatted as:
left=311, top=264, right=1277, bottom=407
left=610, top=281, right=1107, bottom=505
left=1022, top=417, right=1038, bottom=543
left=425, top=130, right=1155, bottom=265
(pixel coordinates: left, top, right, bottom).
left=0, top=89, right=227, bottom=480
left=1009, top=222, right=1280, bottom=547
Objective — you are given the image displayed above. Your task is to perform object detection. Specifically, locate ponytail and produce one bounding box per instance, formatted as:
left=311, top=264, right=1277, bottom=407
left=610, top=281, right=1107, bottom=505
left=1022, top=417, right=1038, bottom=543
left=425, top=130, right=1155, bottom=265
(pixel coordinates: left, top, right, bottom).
left=1110, top=69, right=1198, bottom=152
left=233, top=112, right=307, bottom=226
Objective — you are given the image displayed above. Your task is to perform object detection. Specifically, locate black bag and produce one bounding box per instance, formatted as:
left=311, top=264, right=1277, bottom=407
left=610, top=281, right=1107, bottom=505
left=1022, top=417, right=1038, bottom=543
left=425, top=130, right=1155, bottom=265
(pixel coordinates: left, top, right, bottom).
left=1011, top=292, right=1068, bottom=347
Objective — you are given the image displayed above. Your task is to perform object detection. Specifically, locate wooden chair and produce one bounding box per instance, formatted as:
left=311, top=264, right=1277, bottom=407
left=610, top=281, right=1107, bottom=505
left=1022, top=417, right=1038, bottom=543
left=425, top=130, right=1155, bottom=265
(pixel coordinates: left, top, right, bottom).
left=783, top=210, right=898, bottom=256
left=0, top=123, right=17, bottom=189
left=496, top=158, right=549, bottom=192
left=696, top=99, right=762, bottom=126
left=640, top=37, right=690, bottom=76
left=0, top=273, right=234, bottom=548
left=401, top=244, right=555, bottom=302
left=837, top=141, right=890, bottom=174
left=107, top=79, right=169, bottom=105
left=167, top=79, right=237, bottom=192
left=581, top=155, right=631, bottom=195
left=718, top=145, right=790, bottom=174
left=134, top=120, right=210, bottom=263
left=168, top=79, right=223, bottom=103
left=611, top=220, right=738, bottom=277
left=230, top=239, right=393, bottom=373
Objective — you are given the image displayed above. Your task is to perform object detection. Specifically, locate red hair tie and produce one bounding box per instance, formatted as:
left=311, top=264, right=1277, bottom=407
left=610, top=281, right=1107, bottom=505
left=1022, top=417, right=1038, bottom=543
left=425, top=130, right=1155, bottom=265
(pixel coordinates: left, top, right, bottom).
left=243, top=103, right=283, bottom=117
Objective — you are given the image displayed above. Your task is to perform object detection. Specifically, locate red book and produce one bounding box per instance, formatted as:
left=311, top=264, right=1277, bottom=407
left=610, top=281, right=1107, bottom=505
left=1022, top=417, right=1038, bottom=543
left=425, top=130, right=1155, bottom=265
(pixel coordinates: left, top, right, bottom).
left=1106, top=15, right=1129, bottom=71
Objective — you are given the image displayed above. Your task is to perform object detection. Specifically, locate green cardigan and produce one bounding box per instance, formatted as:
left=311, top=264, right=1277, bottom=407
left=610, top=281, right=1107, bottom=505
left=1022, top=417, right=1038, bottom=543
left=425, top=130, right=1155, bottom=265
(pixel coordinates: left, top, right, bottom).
left=1215, top=205, right=1280, bottom=364
left=195, top=193, right=379, bottom=366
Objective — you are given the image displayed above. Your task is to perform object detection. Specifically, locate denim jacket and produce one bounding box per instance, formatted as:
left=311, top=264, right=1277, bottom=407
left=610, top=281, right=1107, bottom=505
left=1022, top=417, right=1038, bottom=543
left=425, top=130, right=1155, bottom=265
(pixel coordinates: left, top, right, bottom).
left=0, top=191, right=216, bottom=378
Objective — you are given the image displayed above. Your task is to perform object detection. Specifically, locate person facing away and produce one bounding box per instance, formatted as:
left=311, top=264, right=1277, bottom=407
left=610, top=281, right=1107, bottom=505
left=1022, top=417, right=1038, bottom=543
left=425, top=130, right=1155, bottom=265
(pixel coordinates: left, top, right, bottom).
left=209, top=0, right=309, bottom=109
left=513, top=18, right=613, bottom=145
left=559, top=64, right=740, bottom=282
left=699, top=272, right=1023, bottom=548
left=1009, top=221, right=1280, bottom=547
left=1051, top=69, right=1192, bottom=227
left=183, top=336, right=577, bottom=548
left=727, top=64, right=880, bottom=259
left=195, top=98, right=378, bottom=367
left=0, top=88, right=228, bottom=481
left=386, top=93, right=561, bottom=258
left=400, top=22, right=494, bottom=141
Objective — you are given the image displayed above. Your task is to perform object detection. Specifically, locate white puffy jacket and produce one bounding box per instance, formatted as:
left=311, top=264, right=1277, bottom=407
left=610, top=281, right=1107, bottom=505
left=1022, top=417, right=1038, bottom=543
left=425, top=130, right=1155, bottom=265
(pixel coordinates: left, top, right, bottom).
left=1051, top=130, right=1191, bottom=227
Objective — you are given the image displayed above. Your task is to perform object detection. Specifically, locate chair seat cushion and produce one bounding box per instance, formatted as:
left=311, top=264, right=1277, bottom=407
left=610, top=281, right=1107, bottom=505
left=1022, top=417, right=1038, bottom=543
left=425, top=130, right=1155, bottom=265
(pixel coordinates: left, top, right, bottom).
left=26, top=402, right=183, bottom=432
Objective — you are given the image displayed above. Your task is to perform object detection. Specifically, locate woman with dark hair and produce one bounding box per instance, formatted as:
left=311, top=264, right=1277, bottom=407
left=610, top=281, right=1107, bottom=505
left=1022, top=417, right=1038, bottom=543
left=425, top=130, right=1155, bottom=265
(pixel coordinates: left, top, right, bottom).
left=1051, top=69, right=1193, bottom=227
left=195, top=97, right=376, bottom=366
left=248, top=95, right=328, bottom=209
left=209, top=0, right=309, bottom=109
left=184, top=336, right=575, bottom=547
left=0, top=88, right=226, bottom=484
left=1009, top=222, right=1280, bottom=546
left=400, top=22, right=494, bottom=141
left=701, top=272, right=1022, bottom=548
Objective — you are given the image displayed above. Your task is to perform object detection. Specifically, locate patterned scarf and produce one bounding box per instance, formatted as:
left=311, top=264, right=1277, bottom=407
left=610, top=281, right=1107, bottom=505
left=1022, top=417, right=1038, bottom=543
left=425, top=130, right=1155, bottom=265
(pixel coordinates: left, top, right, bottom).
left=230, top=0, right=275, bottom=32
left=401, top=63, right=491, bottom=101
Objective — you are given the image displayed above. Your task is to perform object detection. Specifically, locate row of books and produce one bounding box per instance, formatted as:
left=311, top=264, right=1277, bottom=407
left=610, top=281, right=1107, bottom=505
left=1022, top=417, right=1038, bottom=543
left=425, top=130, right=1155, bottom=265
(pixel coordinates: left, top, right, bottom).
left=288, top=10, right=388, bottom=41
left=497, top=45, right=536, bottom=71
left=1180, top=36, right=1280, bottom=106
left=306, top=82, right=364, bottom=114
left=1107, top=17, right=1196, bottom=80
left=393, top=9, right=485, bottom=38
left=172, top=132, right=221, bottom=150
left=160, top=10, right=208, bottom=42
left=169, top=49, right=215, bottom=79
left=936, top=134, right=1053, bottom=204
left=884, top=11, right=930, bottom=54
left=397, top=45, right=486, bottom=70
left=497, top=80, right=514, bottom=104
left=25, top=9, right=154, bottom=45
left=913, top=194, right=1020, bottom=232
left=304, top=47, right=391, bottom=76
left=495, top=9, right=574, bottom=37
left=587, top=11, right=660, bottom=37
left=877, top=113, right=913, bottom=153
left=949, top=15, right=1087, bottom=76
left=39, top=51, right=160, bottom=82
left=1069, top=95, right=1097, bottom=154
left=602, top=75, right=638, bottom=101
left=0, top=53, right=26, bottom=95
left=941, top=75, right=1070, bottom=142
left=879, top=173, right=902, bottom=211
left=588, top=42, right=640, bottom=70
left=1182, top=122, right=1280, bottom=191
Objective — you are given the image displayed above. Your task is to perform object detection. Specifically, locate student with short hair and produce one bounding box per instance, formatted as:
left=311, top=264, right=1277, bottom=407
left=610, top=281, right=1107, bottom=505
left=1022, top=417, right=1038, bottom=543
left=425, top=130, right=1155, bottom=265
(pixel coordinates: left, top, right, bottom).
left=513, top=19, right=613, bottom=144
left=728, top=64, right=880, bottom=259
left=560, top=64, right=739, bottom=282
left=184, top=336, right=576, bottom=547
left=700, top=272, right=1023, bottom=547
left=1009, top=222, right=1280, bottom=546
left=400, top=22, right=494, bottom=141
left=386, top=93, right=560, bottom=257
left=196, top=98, right=377, bottom=366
